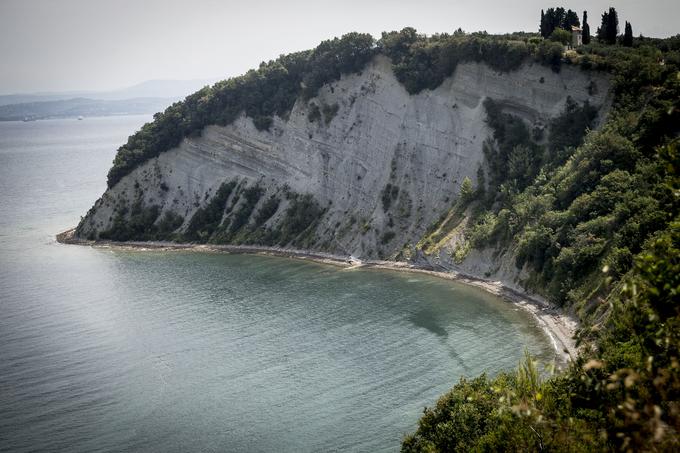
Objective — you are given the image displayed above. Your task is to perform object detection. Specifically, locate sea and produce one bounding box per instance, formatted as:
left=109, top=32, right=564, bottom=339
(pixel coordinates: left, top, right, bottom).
left=0, top=115, right=553, bottom=452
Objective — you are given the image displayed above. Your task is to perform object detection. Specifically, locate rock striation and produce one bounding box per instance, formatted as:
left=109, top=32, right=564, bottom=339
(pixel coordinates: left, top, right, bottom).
left=77, top=55, right=611, bottom=284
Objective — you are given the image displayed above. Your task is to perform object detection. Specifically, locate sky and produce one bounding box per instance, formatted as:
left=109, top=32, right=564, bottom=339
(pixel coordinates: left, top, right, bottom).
left=1, top=0, right=678, bottom=94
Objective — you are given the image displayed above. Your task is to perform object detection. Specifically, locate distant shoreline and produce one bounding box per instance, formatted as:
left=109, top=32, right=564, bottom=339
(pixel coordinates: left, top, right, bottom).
left=57, top=228, right=578, bottom=364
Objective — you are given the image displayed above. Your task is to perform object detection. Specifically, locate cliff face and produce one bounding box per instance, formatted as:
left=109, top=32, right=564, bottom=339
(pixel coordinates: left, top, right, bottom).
left=78, top=55, right=611, bottom=284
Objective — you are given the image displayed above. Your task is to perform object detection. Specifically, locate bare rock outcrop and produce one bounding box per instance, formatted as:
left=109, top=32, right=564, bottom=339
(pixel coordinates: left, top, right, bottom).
left=78, top=55, right=611, bottom=284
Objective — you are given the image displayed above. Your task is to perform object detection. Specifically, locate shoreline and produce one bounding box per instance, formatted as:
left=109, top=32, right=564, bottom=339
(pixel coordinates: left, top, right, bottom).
left=57, top=228, right=578, bottom=363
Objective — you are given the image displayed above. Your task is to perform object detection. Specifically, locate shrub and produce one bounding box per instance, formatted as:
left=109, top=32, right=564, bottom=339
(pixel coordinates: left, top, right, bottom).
left=253, top=195, right=280, bottom=227
left=381, top=230, right=396, bottom=244
left=276, top=194, right=324, bottom=245
left=322, top=103, right=340, bottom=125
left=381, top=183, right=400, bottom=211
left=308, top=103, right=321, bottom=123
left=183, top=181, right=236, bottom=241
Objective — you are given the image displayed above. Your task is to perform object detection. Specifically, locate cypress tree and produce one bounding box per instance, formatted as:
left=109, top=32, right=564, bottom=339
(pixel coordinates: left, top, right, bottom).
left=597, top=7, right=619, bottom=45
left=597, top=10, right=608, bottom=41
left=563, top=9, right=580, bottom=29
left=542, top=7, right=578, bottom=38
left=623, top=21, right=633, bottom=47
left=582, top=11, right=590, bottom=44
left=605, top=7, right=619, bottom=44
left=540, top=9, right=547, bottom=38
left=554, top=7, right=566, bottom=31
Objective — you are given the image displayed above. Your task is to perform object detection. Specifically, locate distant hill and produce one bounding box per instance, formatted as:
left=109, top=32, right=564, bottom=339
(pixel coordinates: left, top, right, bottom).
left=0, top=79, right=218, bottom=106
left=0, top=97, right=178, bottom=121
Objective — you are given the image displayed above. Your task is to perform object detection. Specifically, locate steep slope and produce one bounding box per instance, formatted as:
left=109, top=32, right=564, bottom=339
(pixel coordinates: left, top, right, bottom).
left=76, top=56, right=610, bottom=268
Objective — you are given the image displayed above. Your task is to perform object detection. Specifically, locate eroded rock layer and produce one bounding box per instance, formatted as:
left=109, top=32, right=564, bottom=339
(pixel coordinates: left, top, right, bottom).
left=77, top=56, right=611, bottom=270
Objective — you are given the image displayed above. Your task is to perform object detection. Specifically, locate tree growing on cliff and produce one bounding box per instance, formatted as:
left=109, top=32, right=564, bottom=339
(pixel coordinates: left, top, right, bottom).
left=460, top=177, right=474, bottom=204
left=623, top=21, right=634, bottom=47
left=582, top=11, right=591, bottom=44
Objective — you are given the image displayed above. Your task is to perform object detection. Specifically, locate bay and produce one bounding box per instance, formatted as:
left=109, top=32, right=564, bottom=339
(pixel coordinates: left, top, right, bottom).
left=0, top=116, right=553, bottom=452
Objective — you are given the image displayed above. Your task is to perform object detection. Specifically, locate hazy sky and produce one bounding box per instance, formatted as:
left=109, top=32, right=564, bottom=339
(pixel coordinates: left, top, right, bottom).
left=1, top=0, right=678, bottom=94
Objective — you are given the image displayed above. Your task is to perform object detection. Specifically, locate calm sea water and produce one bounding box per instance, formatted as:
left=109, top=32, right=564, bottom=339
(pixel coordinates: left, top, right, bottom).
left=0, top=116, right=553, bottom=452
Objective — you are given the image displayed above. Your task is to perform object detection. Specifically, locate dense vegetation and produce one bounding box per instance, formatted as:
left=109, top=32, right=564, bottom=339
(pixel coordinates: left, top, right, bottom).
left=539, top=7, right=581, bottom=39
left=404, top=220, right=679, bottom=452
left=98, top=197, right=184, bottom=242
left=378, top=27, right=569, bottom=94
left=402, top=22, right=680, bottom=453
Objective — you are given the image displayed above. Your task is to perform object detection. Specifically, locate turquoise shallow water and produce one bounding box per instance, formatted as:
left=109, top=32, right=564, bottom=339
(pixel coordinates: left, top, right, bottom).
left=0, top=116, right=553, bottom=452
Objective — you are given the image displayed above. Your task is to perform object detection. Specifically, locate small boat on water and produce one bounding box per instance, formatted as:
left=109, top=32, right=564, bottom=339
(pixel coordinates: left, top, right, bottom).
left=77, top=116, right=84, bottom=120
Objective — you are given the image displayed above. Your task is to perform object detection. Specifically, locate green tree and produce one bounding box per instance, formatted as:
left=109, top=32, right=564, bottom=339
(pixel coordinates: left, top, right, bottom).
left=597, top=7, right=619, bottom=45
left=540, top=7, right=580, bottom=39
left=549, top=28, right=572, bottom=46
left=563, top=9, right=580, bottom=29
left=460, top=176, right=474, bottom=203
left=540, top=9, right=546, bottom=37
left=582, top=11, right=591, bottom=44
left=623, top=21, right=633, bottom=47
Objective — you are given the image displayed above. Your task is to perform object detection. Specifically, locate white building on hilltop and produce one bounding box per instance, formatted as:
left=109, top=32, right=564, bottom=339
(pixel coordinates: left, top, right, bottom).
left=571, top=26, right=583, bottom=47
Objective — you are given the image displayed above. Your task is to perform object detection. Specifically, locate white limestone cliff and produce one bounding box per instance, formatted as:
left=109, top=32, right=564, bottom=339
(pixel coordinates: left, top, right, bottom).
left=78, top=55, right=611, bottom=287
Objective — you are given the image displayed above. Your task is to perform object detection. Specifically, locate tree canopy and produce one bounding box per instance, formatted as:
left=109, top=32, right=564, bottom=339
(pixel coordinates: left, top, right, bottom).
left=623, top=21, right=634, bottom=47
left=597, top=7, right=619, bottom=45
left=540, top=7, right=580, bottom=38
left=582, top=11, right=591, bottom=44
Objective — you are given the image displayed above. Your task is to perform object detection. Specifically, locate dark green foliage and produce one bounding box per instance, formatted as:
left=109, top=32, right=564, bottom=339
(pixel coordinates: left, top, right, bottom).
left=582, top=11, right=591, bottom=45
left=402, top=374, right=507, bottom=452
left=597, top=7, right=619, bottom=45
left=482, top=98, right=544, bottom=192
left=381, top=183, right=400, bottom=211
left=106, top=32, right=376, bottom=188
left=540, top=9, right=545, bottom=38
left=306, top=102, right=339, bottom=126
left=381, top=230, right=396, bottom=244
left=379, top=28, right=530, bottom=94
left=252, top=115, right=273, bottom=131
left=253, top=195, right=280, bottom=227
left=564, top=9, right=580, bottom=30
left=183, top=181, right=236, bottom=241
left=540, top=7, right=580, bottom=38
left=307, top=103, right=321, bottom=122
left=322, top=103, right=340, bottom=125
left=227, top=185, right=263, bottom=234
left=459, top=176, right=474, bottom=203
left=405, top=223, right=680, bottom=451
left=466, top=39, right=679, bottom=309
left=535, top=40, right=564, bottom=72
left=99, top=199, right=162, bottom=241
left=156, top=211, right=184, bottom=237
left=623, top=21, right=633, bottom=47
left=275, top=194, right=324, bottom=245
left=547, top=97, right=598, bottom=166
left=549, top=28, right=572, bottom=46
